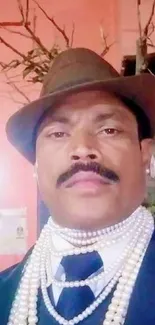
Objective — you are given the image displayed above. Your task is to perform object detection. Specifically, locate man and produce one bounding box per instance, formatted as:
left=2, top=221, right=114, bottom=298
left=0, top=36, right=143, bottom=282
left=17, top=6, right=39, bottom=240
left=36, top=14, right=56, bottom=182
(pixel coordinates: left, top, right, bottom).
left=0, top=47, right=155, bottom=325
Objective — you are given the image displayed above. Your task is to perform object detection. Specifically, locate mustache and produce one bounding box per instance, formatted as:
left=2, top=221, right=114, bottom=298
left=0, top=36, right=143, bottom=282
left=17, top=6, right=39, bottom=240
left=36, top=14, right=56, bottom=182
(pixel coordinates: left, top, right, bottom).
left=56, top=161, right=120, bottom=187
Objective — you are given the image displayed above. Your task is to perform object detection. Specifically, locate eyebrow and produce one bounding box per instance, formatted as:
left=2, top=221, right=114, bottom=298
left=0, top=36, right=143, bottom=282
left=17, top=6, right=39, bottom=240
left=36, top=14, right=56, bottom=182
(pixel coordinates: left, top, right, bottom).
left=93, top=112, right=124, bottom=123
left=48, top=116, right=70, bottom=124
left=47, top=111, right=126, bottom=126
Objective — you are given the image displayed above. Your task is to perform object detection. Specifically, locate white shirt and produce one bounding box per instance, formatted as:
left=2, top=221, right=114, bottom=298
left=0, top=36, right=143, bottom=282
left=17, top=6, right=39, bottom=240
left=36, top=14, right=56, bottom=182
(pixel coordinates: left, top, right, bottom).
left=46, top=231, right=132, bottom=304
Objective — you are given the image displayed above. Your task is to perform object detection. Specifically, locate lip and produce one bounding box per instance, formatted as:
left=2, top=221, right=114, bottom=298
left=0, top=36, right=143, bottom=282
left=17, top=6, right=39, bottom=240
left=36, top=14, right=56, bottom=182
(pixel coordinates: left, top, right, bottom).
left=64, top=171, right=114, bottom=189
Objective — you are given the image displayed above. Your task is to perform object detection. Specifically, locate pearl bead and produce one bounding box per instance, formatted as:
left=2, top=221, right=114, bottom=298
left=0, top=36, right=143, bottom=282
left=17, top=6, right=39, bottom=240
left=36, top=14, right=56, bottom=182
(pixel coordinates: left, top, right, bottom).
left=28, top=315, right=38, bottom=323
left=17, top=313, right=27, bottom=321
left=116, top=306, right=126, bottom=316
left=105, top=310, right=115, bottom=320
left=18, top=306, right=28, bottom=315
left=29, top=296, right=38, bottom=303
left=113, top=291, right=122, bottom=298
left=112, top=320, right=121, bottom=325
left=104, top=320, right=111, bottom=325
left=114, top=314, right=123, bottom=322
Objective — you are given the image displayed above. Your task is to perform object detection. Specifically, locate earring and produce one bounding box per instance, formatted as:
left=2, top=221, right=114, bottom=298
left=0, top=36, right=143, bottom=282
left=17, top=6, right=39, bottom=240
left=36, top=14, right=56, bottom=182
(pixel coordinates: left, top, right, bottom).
left=33, top=161, right=38, bottom=179
left=33, top=171, right=37, bottom=178
left=150, top=155, right=155, bottom=179
left=146, top=168, right=150, bottom=176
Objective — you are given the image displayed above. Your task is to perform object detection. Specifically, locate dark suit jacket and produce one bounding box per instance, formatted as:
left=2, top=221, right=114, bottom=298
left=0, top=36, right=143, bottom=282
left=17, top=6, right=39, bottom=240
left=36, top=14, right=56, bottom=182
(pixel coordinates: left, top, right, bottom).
left=1, top=232, right=155, bottom=325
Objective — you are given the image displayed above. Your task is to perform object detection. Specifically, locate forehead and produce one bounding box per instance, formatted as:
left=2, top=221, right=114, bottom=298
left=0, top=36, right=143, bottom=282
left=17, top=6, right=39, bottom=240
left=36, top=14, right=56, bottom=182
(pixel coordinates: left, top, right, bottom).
left=39, top=90, right=137, bottom=127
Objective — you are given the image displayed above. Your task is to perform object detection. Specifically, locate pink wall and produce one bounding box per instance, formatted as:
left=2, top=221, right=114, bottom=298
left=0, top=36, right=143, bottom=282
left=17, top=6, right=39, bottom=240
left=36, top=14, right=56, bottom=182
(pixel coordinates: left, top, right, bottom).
left=0, top=0, right=154, bottom=270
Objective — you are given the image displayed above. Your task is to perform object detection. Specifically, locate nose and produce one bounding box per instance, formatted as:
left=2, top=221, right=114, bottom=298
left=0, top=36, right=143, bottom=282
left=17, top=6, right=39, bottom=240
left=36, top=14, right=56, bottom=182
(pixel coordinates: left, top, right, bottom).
left=69, top=130, right=101, bottom=162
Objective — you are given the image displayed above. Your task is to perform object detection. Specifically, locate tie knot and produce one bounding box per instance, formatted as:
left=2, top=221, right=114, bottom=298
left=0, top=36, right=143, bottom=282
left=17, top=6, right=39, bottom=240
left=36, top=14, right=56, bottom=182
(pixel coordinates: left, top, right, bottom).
left=61, top=251, right=103, bottom=281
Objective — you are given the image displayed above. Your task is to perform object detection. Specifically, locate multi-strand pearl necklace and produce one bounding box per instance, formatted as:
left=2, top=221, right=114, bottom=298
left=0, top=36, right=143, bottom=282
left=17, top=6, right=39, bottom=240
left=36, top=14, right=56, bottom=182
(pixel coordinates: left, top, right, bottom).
left=7, top=206, right=154, bottom=325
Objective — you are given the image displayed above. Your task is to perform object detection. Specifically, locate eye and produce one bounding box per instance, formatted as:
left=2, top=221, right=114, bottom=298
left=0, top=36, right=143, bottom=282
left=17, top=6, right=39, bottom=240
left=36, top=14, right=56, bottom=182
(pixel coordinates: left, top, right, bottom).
left=48, top=131, right=69, bottom=138
left=98, top=128, right=120, bottom=136
left=104, top=128, right=119, bottom=135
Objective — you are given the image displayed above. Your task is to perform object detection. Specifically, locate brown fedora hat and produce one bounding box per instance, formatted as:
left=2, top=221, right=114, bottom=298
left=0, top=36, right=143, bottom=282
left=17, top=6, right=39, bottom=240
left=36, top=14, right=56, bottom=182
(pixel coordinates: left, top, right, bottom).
left=6, top=47, right=155, bottom=164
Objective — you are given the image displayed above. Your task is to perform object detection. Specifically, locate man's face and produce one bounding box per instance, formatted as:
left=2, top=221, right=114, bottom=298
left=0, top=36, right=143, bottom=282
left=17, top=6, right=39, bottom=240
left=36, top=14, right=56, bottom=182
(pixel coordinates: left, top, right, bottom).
left=36, top=90, right=152, bottom=230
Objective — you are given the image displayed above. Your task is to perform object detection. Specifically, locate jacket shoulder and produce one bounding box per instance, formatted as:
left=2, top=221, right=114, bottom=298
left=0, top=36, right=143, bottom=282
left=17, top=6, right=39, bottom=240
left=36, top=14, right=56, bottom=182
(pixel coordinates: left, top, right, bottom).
left=0, top=246, right=33, bottom=286
left=0, top=263, right=19, bottom=283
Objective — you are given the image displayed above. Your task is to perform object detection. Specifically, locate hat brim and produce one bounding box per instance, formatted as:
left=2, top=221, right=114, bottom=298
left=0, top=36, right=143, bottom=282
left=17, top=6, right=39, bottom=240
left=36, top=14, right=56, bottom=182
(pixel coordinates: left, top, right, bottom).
left=6, top=73, right=155, bottom=163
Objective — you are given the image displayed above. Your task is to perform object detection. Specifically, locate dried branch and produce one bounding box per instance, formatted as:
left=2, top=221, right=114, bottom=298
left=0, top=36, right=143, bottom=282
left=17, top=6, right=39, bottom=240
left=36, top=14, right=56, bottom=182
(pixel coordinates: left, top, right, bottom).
left=4, top=70, right=31, bottom=103
left=0, top=35, right=27, bottom=60
left=147, top=68, right=155, bottom=75
left=0, top=0, right=71, bottom=86
left=144, top=0, right=155, bottom=36
left=32, top=9, right=37, bottom=42
left=26, top=0, right=30, bottom=23
left=0, top=21, right=30, bottom=27
left=17, top=0, right=25, bottom=22
left=70, top=23, right=75, bottom=47
left=0, top=93, right=28, bottom=105
left=100, top=25, right=114, bottom=56
left=147, top=22, right=155, bottom=37
left=147, top=36, right=155, bottom=47
left=137, top=0, right=142, bottom=39
left=15, top=0, right=51, bottom=57
left=2, top=26, right=32, bottom=39
left=136, top=0, right=155, bottom=74
left=24, top=24, right=50, bottom=56
left=32, top=0, right=70, bottom=47
left=7, top=81, right=31, bottom=103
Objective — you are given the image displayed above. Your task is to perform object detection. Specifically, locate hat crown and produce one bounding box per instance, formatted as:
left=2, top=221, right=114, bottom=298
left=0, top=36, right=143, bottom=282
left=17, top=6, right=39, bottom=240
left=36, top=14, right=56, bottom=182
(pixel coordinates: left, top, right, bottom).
left=40, top=48, right=119, bottom=96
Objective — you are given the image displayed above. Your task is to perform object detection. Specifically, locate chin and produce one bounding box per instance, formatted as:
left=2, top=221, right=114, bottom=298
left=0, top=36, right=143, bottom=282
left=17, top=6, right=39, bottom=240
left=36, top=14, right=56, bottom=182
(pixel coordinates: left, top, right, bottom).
left=64, top=208, right=116, bottom=231
left=51, top=194, right=121, bottom=230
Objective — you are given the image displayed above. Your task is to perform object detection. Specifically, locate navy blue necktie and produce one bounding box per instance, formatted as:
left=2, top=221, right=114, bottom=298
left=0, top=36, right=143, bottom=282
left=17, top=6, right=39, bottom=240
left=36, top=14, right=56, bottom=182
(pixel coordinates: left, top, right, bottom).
left=56, top=251, right=103, bottom=320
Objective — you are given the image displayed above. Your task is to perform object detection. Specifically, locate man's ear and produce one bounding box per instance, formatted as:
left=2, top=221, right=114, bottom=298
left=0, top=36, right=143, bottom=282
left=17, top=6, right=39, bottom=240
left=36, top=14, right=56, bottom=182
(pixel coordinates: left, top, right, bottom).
left=141, top=139, right=154, bottom=169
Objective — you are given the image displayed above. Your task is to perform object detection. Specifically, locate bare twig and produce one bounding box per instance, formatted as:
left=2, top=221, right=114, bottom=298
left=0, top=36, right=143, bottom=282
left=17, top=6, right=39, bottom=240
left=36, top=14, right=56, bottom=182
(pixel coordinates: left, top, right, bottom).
left=2, top=26, right=32, bottom=39
left=147, top=22, right=155, bottom=37
left=147, top=36, right=155, bottom=47
left=0, top=0, right=71, bottom=87
left=0, top=36, right=48, bottom=76
left=0, top=20, right=30, bottom=27
left=144, top=0, right=155, bottom=36
left=24, top=24, right=51, bottom=56
left=15, top=0, right=51, bottom=56
left=70, top=23, right=75, bottom=47
left=0, top=93, right=28, bottom=105
left=137, top=0, right=142, bottom=39
left=147, top=43, right=155, bottom=48
left=8, top=81, right=31, bottom=103
left=17, top=0, right=25, bottom=22
left=0, top=35, right=27, bottom=60
left=32, top=9, right=37, bottom=47
left=32, top=0, right=70, bottom=47
left=4, top=71, right=31, bottom=103
left=100, top=25, right=114, bottom=56
left=26, top=0, right=30, bottom=23
left=147, top=68, right=155, bottom=75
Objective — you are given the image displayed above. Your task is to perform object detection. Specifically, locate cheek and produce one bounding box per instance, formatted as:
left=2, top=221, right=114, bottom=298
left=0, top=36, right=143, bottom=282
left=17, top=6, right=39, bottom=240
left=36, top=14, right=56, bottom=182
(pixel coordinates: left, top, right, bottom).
left=36, top=141, right=68, bottom=196
left=100, top=141, right=144, bottom=183
left=115, top=146, right=145, bottom=196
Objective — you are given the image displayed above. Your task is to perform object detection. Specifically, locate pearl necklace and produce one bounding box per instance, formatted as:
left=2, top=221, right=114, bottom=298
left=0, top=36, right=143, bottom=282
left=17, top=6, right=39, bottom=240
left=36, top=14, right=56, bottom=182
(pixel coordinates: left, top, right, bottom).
left=48, top=207, right=140, bottom=245
left=48, top=209, right=143, bottom=257
left=48, top=216, right=145, bottom=289
left=7, top=207, right=154, bottom=325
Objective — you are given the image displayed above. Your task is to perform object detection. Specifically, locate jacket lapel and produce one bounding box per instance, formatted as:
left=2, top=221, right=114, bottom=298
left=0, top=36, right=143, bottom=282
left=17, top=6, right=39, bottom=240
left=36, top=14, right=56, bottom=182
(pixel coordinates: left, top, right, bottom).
left=0, top=248, right=33, bottom=325
left=125, top=231, right=155, bottom=325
